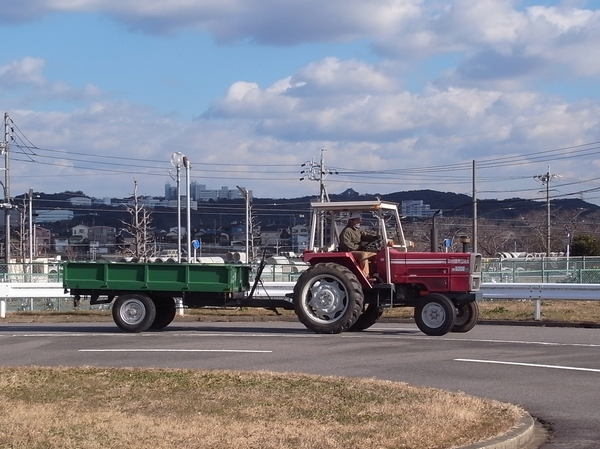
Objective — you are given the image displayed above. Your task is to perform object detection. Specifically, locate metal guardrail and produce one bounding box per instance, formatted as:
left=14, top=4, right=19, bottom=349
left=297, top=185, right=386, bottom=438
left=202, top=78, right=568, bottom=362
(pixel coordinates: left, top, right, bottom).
left=1, top=281, right=599, bottom=303
left=245, top=282, right=600, bottom=302
left=482, top=283, right=600, bottom=301
left=0, top=282, right=70, bottom=299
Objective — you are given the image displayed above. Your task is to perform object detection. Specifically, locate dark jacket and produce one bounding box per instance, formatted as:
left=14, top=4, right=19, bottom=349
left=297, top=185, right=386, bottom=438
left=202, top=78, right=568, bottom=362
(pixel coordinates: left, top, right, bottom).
left=339, top=224, right=378, bottom=251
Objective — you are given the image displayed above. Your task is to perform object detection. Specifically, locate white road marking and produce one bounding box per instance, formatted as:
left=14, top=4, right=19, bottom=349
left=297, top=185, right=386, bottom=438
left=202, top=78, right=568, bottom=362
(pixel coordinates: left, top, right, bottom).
left=4, top=329, right=600, bottom=349
left=455, top=358, right=600, bottom=373
left=11, top=333, right=134, bottom=337
left=79, top=349, right=272, bottom=353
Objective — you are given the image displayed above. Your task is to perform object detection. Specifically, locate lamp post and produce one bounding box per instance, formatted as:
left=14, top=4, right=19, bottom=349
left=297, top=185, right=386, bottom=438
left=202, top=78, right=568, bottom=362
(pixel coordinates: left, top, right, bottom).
left=183, top=156, right=191, bottom=262
left=236, top=186, right=250, bottom=261
left=170, top=152, right=184, bottom=263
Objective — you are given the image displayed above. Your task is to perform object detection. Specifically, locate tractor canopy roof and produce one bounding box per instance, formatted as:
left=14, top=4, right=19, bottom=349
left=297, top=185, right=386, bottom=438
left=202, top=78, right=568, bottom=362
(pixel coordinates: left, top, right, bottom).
left=309, top=200, right=399, bottom=213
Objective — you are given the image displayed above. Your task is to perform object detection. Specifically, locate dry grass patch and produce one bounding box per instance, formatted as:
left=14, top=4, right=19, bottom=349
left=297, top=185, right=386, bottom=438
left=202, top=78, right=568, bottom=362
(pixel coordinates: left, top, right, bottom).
left=0, top=367, right=523, bottom=449
left=477, top=300, right=600, bottom=322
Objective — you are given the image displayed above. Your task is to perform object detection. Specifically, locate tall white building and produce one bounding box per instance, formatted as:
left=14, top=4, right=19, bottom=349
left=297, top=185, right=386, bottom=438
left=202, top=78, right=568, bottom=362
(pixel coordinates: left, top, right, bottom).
left=401, top=200, right=439, bottom=217
left=165, top=182, right=252, bottom=202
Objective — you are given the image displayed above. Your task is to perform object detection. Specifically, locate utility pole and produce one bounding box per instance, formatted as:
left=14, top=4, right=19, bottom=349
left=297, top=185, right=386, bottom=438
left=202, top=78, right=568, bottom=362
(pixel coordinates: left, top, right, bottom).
left=28, top=188, right=33, bottom=264
left=472, top=160, right=477, bottom=254
left=2, top=113, right=12, bottom=263
left=300, top=148, right=337, bottom=248
left=534, top=165, right=561, bottom=257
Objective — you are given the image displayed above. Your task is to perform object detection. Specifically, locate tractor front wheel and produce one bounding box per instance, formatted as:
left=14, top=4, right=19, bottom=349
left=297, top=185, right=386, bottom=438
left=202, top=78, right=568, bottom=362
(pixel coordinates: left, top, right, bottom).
left=414, top=293, right=456, bottom=336
left=452, top=301, right=479, bottom=333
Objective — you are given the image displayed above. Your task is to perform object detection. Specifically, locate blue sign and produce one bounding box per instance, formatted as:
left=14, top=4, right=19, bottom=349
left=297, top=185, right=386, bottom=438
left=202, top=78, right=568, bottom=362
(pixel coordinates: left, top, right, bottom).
left=192, top=239, right=200, bottom=250
left=443, top=238, right=451, bottom=247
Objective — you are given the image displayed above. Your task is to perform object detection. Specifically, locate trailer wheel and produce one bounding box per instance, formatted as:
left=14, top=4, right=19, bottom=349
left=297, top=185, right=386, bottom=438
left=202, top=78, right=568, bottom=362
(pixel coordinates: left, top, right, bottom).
left=347, top=303, right=384, bottom=332
left=150, top=297, right=177, bottom=330
left=414, top=293, right=456, bottom=336
left=452, top=301, right=479, bottom=333
left=293, top=263, right=364, bottom=334
left=112, top=294, right=156, bottom=333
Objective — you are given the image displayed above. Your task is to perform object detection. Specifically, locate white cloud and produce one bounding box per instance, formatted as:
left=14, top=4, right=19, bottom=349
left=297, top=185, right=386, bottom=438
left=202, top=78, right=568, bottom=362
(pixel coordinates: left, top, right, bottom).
left=0, top=0, right=421, bottom=42
left=0, top=57, right=46, bottom=86
left=2, top=1, right=600, bottom=203
left=0, top=58, right=104, bottom=113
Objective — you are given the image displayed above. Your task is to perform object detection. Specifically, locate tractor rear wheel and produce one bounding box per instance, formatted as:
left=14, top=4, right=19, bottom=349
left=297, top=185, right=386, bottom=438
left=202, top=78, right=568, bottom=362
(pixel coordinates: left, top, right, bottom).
left=347, top=303, right=384, bottom=331
left=293, top=263, right=364, bottom=334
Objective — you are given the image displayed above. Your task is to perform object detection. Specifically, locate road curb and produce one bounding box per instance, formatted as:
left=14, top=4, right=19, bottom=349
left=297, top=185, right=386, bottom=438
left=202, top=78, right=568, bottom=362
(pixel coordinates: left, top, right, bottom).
left=459, top=414, right=542, bottom=449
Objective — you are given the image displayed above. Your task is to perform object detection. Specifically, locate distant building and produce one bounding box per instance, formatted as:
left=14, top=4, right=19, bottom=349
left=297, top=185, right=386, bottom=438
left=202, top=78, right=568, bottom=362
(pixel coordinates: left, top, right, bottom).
left=53, top=237, right=70, bottom=254
left=164, top=199, right=198, bottom=210
left=68, top=197, right=92, bottom=207
left=34, top=227, right=51, bottom=255
left=35, top=210, right=74, bottom=223
left=92, top=197, right=112, bottom=206
left=401, top=200, right=439, bottom=218
left=291, top=224, right=309, bottom=253
left=71, top=224, right=89, bottom=242
left=166, top=182, right=252, bottom=202
left=88, top=226, right=116, bottom=246
left=164, top=183, right=177, bottom=201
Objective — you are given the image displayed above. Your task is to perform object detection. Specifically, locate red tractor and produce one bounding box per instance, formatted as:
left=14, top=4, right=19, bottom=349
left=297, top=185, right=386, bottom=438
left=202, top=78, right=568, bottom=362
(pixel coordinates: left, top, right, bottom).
left=292, top=200, right=482, bottom=336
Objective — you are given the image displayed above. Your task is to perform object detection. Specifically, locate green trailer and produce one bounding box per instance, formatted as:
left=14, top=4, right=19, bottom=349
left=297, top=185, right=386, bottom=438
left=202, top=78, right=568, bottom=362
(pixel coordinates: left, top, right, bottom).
left=63, top=261, right=289, bottom=333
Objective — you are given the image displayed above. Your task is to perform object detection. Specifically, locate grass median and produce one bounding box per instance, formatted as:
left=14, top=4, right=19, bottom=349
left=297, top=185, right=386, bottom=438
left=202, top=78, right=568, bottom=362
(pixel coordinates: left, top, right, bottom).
left=0, top=367, right=524, bottom=449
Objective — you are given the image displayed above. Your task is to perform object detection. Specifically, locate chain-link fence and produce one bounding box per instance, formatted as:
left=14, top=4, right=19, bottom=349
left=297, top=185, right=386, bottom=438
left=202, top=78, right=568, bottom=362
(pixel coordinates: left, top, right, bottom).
left=481, top=256, right=600, bottom=283
left=0, top=262, right=62, bottom=283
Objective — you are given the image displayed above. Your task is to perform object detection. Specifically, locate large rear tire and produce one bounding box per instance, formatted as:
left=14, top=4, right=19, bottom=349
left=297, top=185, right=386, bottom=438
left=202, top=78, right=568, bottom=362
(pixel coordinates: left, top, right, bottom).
left=150, top=297, right=177, bottom=330
left=452, top=301, right=479, bottom=333
left=112, top=293, right=156, bottom=333
left=414, top=293, right=455, bottom=336
left=293, top=263, right=364, bottom=334
left=347, top=303, right=384, bottom=332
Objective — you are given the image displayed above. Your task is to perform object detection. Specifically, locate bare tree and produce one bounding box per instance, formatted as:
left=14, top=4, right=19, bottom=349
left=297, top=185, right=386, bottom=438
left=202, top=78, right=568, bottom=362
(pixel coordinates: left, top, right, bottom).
left=120, top=181, right=154, bottom=261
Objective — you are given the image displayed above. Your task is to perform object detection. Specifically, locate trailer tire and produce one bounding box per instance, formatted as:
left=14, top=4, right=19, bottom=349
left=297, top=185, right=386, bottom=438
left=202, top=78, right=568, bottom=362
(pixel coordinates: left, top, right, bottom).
left=452, top=301, right=479, bottom=333
left=414, top=293, right=456, bottom=336
left=150, top=297, right=177, bottom=330
left=112, top=293, right=156, bottom=333
left=293, top=263, right=364, bottom=334
left=347, top=303, right=384, bottom=332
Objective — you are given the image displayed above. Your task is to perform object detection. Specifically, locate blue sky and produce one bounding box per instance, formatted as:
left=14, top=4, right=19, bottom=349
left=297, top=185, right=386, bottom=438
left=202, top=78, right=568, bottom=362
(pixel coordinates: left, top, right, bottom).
left=1, top=0, right=600, bottom=206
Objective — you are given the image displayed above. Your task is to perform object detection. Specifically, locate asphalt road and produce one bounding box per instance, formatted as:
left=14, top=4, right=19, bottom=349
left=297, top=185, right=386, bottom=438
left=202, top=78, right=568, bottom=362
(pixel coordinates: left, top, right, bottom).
left=0, top=320, right=599, bottom=448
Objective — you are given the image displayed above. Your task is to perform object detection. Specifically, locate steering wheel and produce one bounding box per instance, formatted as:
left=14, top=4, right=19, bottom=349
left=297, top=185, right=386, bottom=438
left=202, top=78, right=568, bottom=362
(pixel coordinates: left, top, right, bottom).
left=362, top=236, right=384, bottom=252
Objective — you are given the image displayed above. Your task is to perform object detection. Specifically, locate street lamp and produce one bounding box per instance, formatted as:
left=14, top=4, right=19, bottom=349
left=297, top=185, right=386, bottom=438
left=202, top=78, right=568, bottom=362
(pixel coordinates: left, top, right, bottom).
left=170, top=152, right=184, bottom=263
left=183, top=156, right=191, bottom=262
left=236, top=186, right=250, bottom=261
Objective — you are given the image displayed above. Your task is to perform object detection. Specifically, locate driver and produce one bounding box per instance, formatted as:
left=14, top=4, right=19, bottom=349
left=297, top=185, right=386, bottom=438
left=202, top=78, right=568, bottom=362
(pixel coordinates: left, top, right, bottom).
left=338, top=212, right=379, bottom=278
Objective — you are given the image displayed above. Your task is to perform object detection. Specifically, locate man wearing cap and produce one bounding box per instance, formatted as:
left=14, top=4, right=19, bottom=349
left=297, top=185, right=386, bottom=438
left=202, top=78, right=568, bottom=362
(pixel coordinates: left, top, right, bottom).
left=338, top=212, right=379, bottom=279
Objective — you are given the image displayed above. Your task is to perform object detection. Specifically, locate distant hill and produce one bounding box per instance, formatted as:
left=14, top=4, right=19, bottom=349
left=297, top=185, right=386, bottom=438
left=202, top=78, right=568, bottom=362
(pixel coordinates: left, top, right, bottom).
left=256, top=188, right=600, bottom=221
left=9, top=189, right=599, bottom=235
